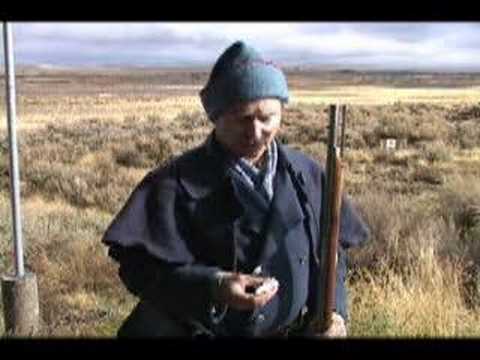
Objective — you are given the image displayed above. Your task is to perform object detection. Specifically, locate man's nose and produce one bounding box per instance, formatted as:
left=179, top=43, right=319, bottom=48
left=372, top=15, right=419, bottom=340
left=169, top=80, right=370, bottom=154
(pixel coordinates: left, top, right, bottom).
left=247, top=119, right=263, bottom=141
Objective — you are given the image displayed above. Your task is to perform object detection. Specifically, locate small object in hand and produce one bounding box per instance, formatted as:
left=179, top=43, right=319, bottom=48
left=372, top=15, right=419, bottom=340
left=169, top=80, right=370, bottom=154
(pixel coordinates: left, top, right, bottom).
left=254, top=278, right=279, bottom=296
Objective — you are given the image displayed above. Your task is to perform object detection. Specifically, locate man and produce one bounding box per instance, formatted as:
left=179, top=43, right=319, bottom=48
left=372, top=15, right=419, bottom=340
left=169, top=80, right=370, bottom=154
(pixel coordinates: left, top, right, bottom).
left=102, top=41, right=369, bottom=338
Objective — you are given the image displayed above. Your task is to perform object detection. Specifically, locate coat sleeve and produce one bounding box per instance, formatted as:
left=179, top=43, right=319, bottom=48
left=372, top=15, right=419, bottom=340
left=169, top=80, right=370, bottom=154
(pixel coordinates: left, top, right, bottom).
left=339, top=195, right=370, bottom=249
left=102, top=165, right=194, bottom=264
left=102, top=164, right=223, bottom=326
left=108, top=244, right=222, bottom=326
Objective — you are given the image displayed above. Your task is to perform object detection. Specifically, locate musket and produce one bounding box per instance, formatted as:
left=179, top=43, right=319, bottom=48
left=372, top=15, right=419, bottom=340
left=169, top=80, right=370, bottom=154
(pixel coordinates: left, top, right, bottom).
left=308, top=103, right=347, bottom=333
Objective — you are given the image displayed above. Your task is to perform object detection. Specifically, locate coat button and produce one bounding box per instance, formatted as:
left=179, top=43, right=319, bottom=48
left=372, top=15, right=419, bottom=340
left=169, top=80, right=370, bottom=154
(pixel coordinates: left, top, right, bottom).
left=257, top=313, right=265, bottom=322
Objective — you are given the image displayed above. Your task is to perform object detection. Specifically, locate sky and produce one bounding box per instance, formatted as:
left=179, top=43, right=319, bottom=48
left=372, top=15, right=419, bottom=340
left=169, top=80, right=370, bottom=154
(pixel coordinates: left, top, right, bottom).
left=2, top=22, right=480, bottom=71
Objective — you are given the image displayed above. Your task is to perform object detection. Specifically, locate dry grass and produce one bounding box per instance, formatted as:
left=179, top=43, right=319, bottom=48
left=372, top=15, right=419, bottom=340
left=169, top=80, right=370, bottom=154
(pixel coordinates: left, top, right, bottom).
left=1, top=70, right=480, bottom=337
left=437, top=175, right=480, bottom=263
left=348, top=173, right=480, bottom=337
left=349, top=257, right=480, bottom=337
left=290, top=86, right=480, bottom=106
left=0, top=191, right=136, bottom=336
left=0, top=95, right=203, bottom=131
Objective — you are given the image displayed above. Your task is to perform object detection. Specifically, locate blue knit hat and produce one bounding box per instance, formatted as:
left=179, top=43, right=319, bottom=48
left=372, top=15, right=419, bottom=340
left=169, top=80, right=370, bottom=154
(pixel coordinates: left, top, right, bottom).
left=200, top=41, right=289, bottom=121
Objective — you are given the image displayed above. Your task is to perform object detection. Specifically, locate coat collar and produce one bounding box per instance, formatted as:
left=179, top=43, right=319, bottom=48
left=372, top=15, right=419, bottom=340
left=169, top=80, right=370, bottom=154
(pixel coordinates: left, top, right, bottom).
left=177, top=131, right=234, bottom=199
left=178, top=131, right=308, bottom=202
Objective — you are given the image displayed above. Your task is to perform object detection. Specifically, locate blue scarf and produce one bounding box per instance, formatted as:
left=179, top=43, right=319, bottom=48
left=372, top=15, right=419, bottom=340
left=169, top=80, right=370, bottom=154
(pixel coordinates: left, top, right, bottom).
left=228, top=140, right=278, bottom=210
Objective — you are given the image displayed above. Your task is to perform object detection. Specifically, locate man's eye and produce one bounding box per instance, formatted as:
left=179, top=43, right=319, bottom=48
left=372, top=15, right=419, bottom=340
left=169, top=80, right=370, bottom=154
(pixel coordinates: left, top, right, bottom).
left=239, top=114, right=279, bottom=123
left=263, top=115, right=279, bottom=123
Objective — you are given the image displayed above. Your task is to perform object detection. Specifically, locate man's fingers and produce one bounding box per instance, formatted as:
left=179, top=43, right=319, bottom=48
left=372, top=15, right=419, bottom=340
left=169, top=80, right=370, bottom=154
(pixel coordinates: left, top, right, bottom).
left=322, top=313, right=347, bottom=338
left=229, top=293, right=259, bottom=310
left=221, top=273, right=280, bottom=310
left=231, top=292, right=274, bottom=310
left=241, top=275, right=266, bottom=288
left=254, top=287, right=278, bottom=305
left=228, top=282, right=278, bottom=310
left=254, top=278, right=279, bottom=296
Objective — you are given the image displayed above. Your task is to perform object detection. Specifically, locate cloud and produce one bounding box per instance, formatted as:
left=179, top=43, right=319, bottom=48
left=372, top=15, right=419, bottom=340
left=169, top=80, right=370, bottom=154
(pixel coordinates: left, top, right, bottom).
left=2, top=22, right=479, bottom=70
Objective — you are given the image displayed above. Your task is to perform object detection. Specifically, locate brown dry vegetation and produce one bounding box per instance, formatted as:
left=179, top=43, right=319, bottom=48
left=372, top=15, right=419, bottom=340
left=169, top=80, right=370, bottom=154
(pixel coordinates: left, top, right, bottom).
left=0, top=69, right=480, bottom=337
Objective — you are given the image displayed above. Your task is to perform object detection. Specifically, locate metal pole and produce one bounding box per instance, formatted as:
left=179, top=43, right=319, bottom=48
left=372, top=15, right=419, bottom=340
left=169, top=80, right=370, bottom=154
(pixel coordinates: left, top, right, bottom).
left=3, top=22, right=25, bottom=278
left=1, top=22, right=39, bottom=337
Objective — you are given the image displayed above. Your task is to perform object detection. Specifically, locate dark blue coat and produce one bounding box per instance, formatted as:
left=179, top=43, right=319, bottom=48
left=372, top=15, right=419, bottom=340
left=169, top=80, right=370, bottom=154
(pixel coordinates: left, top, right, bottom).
left=103, top=133, right=369, bottom=337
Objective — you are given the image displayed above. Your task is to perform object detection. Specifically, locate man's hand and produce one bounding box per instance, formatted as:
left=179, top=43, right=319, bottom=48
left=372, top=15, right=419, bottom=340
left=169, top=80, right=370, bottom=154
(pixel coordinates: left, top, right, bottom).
left=214, top=272, right=278, bottom=311
left=317, top=312, right=347, bottom=338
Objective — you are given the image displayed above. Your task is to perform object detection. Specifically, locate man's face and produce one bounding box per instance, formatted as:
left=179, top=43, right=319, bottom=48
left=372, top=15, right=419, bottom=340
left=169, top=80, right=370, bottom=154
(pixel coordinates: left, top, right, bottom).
left=215, top=98, right=282, bottom=163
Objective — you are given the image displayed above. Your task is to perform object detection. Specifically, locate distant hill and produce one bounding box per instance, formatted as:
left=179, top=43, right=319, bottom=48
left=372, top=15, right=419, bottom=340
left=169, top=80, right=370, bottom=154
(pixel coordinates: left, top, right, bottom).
left=2, top=61, right=480, bottom=74
left=2, top=64, right=480, bottom=91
